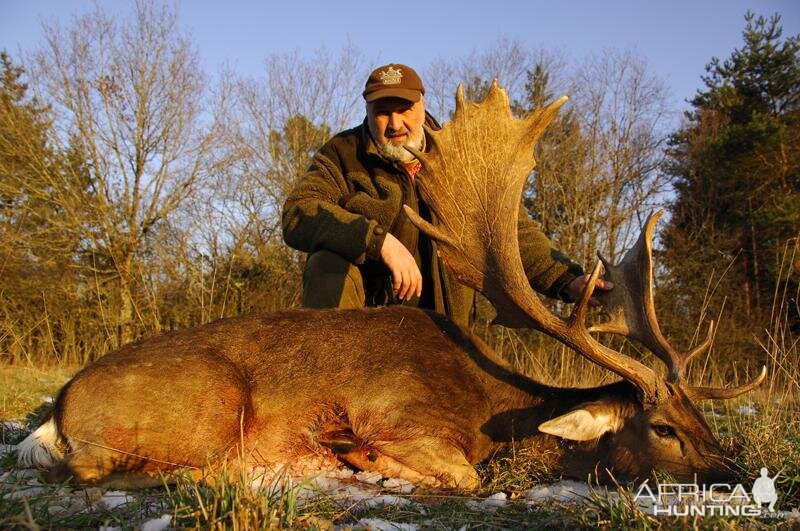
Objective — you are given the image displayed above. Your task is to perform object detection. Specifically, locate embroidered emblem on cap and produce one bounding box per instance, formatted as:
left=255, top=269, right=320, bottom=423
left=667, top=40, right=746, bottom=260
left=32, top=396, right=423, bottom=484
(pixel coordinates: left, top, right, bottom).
left=379, top=66, right=403, bottom=85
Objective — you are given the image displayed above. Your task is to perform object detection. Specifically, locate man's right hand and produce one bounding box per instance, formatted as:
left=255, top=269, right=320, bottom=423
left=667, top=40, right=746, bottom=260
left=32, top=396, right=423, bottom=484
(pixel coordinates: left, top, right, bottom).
left=379, top=233, right=422, bottom=302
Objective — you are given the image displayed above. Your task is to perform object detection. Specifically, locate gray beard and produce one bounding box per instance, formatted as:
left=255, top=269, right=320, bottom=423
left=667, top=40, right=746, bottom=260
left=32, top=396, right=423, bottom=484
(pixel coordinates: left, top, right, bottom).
left=378, top=132, right=424, bottom=163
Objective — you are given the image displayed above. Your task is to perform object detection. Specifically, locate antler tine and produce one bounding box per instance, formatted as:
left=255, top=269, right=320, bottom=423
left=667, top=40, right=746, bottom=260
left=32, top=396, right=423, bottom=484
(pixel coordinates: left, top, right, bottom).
left=587, top=211, right=735, bottom=387
left=588, top=211, right=691, bottom=382
left=685, top=321, right=715, bottom=365
left=571, top=259, right=604, bottom=325
left=404, top=127, right=437, bottom=171
left=405, top=81, right=666, bottom=402
left=455, top=83, right=467, bottom=116
left=686, top=366, right=767, bottom=400
left=523, top=95, right=569, bottom=146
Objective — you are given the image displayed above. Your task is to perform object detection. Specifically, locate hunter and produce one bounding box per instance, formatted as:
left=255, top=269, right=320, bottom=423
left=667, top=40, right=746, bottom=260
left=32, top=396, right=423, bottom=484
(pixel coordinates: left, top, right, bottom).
left=281, top=63, right=608, bottom=326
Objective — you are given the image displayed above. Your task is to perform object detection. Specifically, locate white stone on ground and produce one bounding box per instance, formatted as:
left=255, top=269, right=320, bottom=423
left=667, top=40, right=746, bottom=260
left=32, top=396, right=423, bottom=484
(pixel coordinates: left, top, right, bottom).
left=1, top=468, right=40, bottom=481
left=525, top=479, right=594, bottom=504
left=139, top=514, right=172, bottom=531
left=334, top=483, right=417, bottom=510
left=348, top=517, right=419, bottom=530
left=354, top=470, right=383, bottom=484
left=382, top=477, right=415, bottom=494
left=327, top=468, right=355, bottom=479
left=466, top=492, right=507, bottom=512
left=98, top=490, right=135, bottom=509
left=2, top=485, right=45, bottom=500
left=307, top=474, right=342, bottom=492
left=0, top=444, right=16, bottom=457
left=46, top=495, right=86, bottom=517
left=247, top=465, right=421, bottom=511
left=2, top=420, right=26, bottom=432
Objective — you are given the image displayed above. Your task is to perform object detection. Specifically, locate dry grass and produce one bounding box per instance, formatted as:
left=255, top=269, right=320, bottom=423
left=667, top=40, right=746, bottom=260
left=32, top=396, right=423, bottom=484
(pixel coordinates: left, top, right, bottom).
left=0, top=364, right=74, bottom=423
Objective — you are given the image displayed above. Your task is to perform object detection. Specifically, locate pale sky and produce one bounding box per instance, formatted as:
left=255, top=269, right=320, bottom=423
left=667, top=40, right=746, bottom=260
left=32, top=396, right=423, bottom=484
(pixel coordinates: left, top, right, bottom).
left=3, top=0, right=799, bottom=116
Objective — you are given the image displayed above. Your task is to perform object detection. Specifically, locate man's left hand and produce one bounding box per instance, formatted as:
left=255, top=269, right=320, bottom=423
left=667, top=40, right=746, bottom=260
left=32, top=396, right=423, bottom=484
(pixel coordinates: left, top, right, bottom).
left=564, top=275, right=614, bottom=306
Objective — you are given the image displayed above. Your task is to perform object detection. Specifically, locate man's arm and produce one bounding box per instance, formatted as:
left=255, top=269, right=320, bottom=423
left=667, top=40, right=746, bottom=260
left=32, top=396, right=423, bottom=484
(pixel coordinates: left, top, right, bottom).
left=516, top=205, right=611, bottom=303
left=282, top=154, right=387, bottom=265
left=283, top=150, right=422, bottom=301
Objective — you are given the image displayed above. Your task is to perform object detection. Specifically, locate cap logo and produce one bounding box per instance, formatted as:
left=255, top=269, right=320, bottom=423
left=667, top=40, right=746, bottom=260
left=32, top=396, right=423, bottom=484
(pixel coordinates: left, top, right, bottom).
left=379, top=66, right=403, bottom=85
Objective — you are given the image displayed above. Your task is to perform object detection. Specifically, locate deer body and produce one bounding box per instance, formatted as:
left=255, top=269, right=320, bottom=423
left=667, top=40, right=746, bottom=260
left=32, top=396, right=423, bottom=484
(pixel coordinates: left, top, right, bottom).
left=21, top=305, right=735, bottom=488
left=25, top=306, right=632, bottom=488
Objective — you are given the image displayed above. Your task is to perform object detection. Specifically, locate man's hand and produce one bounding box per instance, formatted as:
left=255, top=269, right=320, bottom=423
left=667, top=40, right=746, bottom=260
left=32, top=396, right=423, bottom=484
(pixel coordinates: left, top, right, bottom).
left=380, top=233, right=422, bottom=301
left=564, top=274, right=614, bottom=306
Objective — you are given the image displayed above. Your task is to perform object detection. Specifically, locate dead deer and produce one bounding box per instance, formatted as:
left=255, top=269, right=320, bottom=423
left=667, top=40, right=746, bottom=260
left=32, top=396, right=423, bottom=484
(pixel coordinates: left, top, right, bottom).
left=17, top=82, right=765, bottom=490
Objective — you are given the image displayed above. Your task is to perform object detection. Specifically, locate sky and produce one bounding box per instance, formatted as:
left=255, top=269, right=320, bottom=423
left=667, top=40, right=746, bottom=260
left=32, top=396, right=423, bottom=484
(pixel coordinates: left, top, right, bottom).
left=2, top=0, right=799, bottom=119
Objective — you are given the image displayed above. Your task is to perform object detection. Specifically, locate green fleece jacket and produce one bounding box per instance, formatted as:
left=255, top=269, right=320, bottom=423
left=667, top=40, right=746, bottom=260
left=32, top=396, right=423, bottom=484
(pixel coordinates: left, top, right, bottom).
left=281, top=114, right=584, bottom=327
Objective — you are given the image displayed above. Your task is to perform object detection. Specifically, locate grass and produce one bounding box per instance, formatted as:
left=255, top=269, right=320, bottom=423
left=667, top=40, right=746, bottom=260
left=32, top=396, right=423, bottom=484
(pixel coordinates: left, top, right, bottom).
left=163, top=468, right=312, bottom=528
left=0, top=364, right=74, bottom=421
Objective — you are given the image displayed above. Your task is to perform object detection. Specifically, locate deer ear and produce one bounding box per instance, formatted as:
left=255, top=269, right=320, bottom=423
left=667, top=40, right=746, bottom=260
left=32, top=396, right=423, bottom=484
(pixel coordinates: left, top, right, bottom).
left=538, top=402, right=625, bottom=441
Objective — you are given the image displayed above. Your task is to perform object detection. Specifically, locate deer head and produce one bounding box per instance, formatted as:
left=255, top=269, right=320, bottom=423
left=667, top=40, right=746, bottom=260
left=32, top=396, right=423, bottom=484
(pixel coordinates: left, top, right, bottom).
left=404, top=81, right=766, bottom=481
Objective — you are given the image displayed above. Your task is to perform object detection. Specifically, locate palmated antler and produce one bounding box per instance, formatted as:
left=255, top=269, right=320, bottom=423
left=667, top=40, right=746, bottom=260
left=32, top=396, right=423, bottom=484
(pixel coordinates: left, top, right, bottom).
left=404, top=81, right=765, bottom=405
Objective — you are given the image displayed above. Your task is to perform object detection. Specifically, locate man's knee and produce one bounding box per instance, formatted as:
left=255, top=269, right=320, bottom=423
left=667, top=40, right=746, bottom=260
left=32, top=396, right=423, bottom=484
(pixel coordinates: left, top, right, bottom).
left=302, top=250, right=365, bottom=309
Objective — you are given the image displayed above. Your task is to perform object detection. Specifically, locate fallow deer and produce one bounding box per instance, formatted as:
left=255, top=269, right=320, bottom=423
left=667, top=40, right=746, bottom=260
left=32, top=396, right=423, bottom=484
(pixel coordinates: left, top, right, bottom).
left=17, top=82, right=765, bottom=490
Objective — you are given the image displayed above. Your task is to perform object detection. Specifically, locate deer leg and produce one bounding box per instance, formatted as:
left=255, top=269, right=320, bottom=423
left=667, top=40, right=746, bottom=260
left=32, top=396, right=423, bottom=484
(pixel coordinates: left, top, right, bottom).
left=57, top=351, right=251, bottom=484
left=337, top=437, right=479, bottom=489
left=62, top=443, right=252, bottom=488
left=58, top=448, right=175, bottom=489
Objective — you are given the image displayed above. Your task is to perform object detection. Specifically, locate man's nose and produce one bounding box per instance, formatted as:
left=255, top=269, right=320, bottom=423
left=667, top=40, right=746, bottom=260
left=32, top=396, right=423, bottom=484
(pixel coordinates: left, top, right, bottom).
left=387, top=112, right=404, bottom=133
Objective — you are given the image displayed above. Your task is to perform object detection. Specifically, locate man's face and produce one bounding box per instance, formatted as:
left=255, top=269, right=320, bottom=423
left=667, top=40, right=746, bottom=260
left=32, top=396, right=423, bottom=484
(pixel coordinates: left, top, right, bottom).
left=366, top=97, right=425, bottom=162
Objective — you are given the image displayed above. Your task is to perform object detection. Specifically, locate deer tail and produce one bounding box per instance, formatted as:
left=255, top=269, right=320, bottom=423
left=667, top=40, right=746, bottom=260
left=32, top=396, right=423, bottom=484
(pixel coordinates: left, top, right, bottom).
left=16, top=416, right=66, bottom=468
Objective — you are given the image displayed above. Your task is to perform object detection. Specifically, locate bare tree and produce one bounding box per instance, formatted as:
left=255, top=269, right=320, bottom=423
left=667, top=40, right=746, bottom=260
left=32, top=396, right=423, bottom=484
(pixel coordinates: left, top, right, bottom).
left=424, top=37, right=569, bottom=120
left=205, top=46, right=369, bottom=309
left=420, top=57, right=458, bottom=123
left=532, top=48, right=672, bottom=263
left=26, top=0, right=226, bottom=346
left=226, top=45, right=367, bottom=225
left=578, top=49, right=672, bottom=255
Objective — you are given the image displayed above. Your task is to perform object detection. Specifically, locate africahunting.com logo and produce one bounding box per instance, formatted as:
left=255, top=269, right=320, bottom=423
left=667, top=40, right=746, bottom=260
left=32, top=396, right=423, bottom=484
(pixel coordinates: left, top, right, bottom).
left=634, top=467, right=789, bottom=518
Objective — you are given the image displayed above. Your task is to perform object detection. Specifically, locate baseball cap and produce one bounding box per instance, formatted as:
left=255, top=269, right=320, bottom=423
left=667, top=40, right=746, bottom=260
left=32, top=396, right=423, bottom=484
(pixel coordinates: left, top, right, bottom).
left=363, top=64, right=425, bottom=103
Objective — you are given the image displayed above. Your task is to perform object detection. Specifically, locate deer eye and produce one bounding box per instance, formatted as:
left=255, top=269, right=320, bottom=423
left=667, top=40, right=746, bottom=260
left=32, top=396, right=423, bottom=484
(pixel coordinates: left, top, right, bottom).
left=652, top=424, right=676, bottom=438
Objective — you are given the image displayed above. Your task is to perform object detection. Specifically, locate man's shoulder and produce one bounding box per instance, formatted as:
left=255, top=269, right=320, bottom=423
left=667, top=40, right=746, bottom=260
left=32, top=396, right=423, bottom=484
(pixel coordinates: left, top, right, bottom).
left=424, top=112, right=442, bottom=131
left=308, top=121, right=370, bottom=177
left=318, top=122, right=365, bottom=157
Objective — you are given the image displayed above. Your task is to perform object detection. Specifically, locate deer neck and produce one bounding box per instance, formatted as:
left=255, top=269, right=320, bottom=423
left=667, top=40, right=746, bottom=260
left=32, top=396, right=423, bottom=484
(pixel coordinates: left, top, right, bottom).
left=484, top=379, right=639, bottom=443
